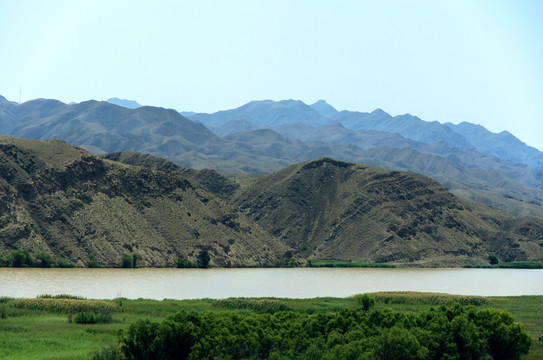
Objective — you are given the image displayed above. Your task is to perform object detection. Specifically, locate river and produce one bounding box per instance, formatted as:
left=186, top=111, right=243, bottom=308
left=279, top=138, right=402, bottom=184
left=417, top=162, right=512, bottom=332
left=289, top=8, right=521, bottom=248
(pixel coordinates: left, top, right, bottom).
left=0, top=267, right=541, bottom=299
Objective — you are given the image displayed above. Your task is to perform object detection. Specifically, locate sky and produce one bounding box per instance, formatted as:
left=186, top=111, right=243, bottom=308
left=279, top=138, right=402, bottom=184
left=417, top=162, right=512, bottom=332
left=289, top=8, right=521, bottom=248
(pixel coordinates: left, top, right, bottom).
left=1, top=0, right=542, bottom=150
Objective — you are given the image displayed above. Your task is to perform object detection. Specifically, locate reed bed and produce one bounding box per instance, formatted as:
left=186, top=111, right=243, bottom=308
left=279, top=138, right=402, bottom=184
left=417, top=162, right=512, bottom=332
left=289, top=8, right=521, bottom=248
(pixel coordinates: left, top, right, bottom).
left=11, top=297, right=117, bottom=314
left=368, top=291, right=488, bottom=306
left=214, top=298, right=291, bottom=313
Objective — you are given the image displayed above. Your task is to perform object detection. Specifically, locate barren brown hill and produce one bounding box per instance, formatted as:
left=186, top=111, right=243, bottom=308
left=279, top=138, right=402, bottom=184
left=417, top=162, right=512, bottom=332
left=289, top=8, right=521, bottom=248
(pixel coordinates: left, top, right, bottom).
left=230, top=158, right=543, bottom=266
left=0, top=136, right=291, bottom=267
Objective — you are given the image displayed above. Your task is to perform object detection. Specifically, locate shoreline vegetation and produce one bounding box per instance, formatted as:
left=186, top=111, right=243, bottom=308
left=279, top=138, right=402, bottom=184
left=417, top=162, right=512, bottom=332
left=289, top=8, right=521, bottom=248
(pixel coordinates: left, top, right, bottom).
left=2, top=248, right=542, bottom=269
left=305, top=259, right=397, bottom=268
left=463, top=262, right=543, bottom=269
left=0, top=292, right=540, bottom=359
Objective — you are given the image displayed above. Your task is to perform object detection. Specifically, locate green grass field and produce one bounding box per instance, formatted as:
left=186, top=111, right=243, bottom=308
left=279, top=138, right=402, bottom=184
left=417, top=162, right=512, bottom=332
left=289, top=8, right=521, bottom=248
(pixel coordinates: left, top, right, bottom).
left=0, top=293, right=541, bottom=359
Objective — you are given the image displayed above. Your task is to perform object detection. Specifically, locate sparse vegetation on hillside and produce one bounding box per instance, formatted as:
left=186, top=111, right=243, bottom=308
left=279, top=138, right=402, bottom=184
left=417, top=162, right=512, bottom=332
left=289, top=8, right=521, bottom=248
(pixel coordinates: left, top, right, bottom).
left=230, top=157, right=543, bottom=265
left=0, top=135, right=291, bottom=268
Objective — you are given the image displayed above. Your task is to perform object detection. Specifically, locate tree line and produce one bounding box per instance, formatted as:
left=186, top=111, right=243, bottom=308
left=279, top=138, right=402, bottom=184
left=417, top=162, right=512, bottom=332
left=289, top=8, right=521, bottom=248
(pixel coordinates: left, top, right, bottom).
left=0, top=248, right=76, bottom=268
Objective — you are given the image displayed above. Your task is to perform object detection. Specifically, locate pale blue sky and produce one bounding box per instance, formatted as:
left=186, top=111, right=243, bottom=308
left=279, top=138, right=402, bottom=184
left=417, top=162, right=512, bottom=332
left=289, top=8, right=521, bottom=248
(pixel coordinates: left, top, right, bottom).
left=1, top=0, right=542, bottom=150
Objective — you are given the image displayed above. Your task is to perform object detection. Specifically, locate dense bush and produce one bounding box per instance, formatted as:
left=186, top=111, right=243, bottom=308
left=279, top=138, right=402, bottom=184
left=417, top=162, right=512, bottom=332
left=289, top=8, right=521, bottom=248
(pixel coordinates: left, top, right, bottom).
left=177, top=257, right=197, bottom=268
left=121, top=253, right=133, bottom=268
left=54, top=257, right=77, bottom=268
left=0, top=248, right=77, bottom=268
left=9, top=248, right=35, bottom=267
left=196, top=249, right=210, bottom=268
left=176, top=251, right=210, bottom=268
left=115, top=304, right=530, bottom=360
left=121, top=253, right=139, bottom=268
left=71, top=311, right=113, bottom=324
left=88, top=253, right=109, bottom=268
left=354, top=294, right=375, bottom=312
left=488, top=254, right=499, bottom=265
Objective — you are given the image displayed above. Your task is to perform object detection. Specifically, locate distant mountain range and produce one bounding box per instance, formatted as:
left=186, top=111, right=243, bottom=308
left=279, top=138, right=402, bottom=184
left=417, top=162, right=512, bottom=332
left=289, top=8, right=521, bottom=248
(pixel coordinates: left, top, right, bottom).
left=190, top=99, right=543, bottom=169
left=1, top=136, right=541, bottom=267
left=0, top=95, right=542, bottom=219
left=106, top=97, right=142, bottom=109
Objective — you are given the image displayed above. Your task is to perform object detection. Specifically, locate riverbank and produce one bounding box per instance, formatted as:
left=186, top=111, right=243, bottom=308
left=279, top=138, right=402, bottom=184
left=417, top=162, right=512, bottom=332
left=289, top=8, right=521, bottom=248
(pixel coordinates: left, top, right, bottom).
left=0, top=293, right=541, bottom=359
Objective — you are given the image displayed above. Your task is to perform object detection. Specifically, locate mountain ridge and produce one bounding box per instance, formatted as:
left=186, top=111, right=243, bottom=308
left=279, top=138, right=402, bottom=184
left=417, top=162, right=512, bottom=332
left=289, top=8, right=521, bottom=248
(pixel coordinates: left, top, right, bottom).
left=1, top=95, right=542, bottom=219
left=189, top=99, right=543, bottom=166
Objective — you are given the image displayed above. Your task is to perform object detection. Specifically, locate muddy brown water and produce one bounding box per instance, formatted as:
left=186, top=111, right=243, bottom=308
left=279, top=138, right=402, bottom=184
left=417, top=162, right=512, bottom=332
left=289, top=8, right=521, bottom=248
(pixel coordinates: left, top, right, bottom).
left=1, top=267, right=541, bottom=299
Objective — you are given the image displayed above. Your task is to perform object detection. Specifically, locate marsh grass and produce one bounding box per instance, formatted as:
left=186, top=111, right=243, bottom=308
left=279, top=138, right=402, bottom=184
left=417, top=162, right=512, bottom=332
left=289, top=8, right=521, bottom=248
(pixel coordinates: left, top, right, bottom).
left=0, top=293, right=541, bottom=359
left=368, top=291, right=488, bottom=306
left=37, top=294, right=86, bottom=300
left=11, top=298, right=116, bottom=314
left=214, top=298, right=291, bottom=313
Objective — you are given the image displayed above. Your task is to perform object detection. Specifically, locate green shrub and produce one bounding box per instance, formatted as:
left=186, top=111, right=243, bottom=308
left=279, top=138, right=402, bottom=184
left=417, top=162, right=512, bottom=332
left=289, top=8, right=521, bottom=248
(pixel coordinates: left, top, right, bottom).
left=121, top=253, right=133, bottom=268
left=1, top=248, right=76, bottom=268
left=9, top=248, right=35, bottom=267
left=488, top=254, right=499, bottom=265
left=35, top=251, right=54, bottom=268
left=71, top=311, right=113, bottom=324
left=88, top=254, right=109, bottom=268
left=91, top=345, right=124, bottom=360
left=177, top=257, right=196, bottom=268
left=196, top=249, right=210, bottom=268
left=132, top=253, right=139, bottom=268
left=54, top=257, right=77, bottom=268
left=354, top=294, right=376, bottom=311
left=117, top=305, right=530, bottom=360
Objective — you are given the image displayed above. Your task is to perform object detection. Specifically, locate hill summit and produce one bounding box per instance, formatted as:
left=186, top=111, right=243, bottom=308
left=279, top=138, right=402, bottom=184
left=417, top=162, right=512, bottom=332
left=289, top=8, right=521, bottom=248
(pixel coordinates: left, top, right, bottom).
left=227, top=157, right=543, bottom=266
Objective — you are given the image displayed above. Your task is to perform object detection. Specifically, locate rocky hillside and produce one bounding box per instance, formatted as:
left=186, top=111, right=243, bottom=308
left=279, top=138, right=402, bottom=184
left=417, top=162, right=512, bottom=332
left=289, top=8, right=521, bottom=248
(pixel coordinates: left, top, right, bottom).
left=107, top=152, right=543, bottom=266
left=228, top=157, right=543, bottom=266
left=0, top=136, right=291, bottom=267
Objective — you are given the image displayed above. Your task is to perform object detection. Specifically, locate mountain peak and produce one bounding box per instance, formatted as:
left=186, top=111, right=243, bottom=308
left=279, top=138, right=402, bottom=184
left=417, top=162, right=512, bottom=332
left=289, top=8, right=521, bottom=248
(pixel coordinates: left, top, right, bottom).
left=107, top=97, right=142, bottom=109
left=310, top=100, right=338, bottom=118
left=371, top=108, right=391, bottom=117
left=0, top=95, right=10, bottom=105
left=302, top=156, right=354, bottom=170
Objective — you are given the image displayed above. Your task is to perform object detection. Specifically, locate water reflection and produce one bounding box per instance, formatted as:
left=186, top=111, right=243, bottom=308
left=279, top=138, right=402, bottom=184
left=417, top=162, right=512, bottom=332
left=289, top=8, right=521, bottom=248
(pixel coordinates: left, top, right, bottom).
left=0, top=267, right=541, bottom=299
